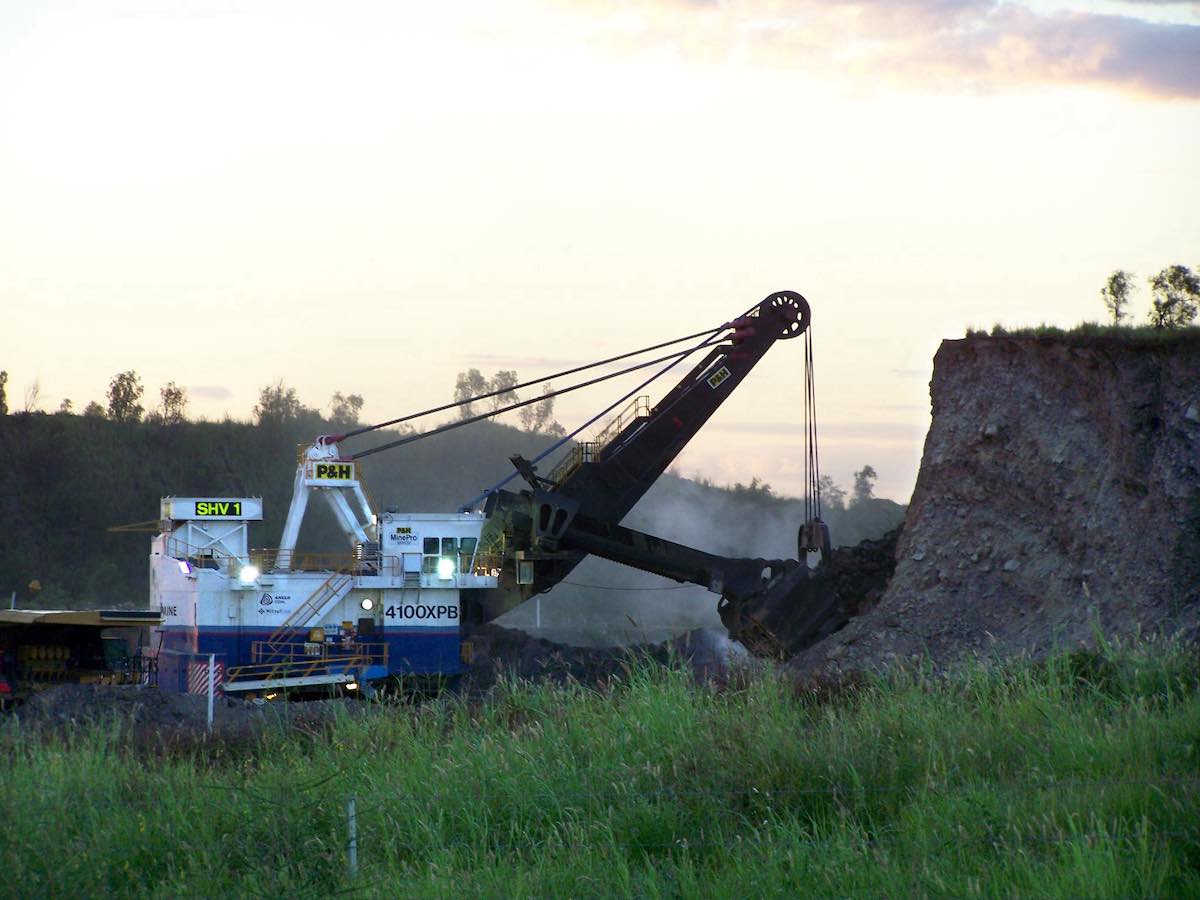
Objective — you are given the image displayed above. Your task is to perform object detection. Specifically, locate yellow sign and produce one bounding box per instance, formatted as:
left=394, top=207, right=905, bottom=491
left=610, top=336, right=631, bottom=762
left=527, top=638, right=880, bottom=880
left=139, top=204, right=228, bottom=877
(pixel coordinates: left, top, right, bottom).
left=707, top=366, right=732, bottom=390
left=313, top=462, right=355, bottom=481
left=196, top=501, right=242, bottom=517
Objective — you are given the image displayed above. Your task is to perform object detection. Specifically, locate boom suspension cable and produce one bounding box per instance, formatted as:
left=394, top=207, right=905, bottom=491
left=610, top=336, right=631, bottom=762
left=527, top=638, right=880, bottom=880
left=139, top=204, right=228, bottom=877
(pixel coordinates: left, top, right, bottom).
left=337, top=324, right=728, bottom=442
left=458, top=325, right=723, bottom=509
left=803, top=325, right=822, bottom=524
left=351, top=336, right=727, bottom=461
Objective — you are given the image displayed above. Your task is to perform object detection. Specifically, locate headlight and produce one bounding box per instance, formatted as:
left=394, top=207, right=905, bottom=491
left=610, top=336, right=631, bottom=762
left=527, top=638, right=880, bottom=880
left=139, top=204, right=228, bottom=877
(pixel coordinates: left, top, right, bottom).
left=239, top=565, right=260, bottom=584
left=437, top=557, right=455, bottom=579
left=360, top=597, right=374, bottom=611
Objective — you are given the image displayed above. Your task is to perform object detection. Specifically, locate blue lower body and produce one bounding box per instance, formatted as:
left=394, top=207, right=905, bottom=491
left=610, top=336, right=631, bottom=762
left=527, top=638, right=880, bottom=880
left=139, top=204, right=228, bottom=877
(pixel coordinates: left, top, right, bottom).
left=156, top=625, right=463, bottom=692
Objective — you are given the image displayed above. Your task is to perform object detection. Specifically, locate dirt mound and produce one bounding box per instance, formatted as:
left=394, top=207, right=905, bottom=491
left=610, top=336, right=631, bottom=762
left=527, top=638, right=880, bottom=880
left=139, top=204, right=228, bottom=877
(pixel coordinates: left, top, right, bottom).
left=462, top=624, right=757, bottom=693
left=827, top=527, right=900, bottom=617
left=794, top=335, right=1200, bottom=676
left=8, top=683, right=364, bottom=745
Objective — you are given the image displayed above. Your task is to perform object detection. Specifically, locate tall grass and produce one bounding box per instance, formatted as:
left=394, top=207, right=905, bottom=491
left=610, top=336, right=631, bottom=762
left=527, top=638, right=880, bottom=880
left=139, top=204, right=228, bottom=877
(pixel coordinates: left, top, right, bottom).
left=2, top=640, right=1198, bottom=898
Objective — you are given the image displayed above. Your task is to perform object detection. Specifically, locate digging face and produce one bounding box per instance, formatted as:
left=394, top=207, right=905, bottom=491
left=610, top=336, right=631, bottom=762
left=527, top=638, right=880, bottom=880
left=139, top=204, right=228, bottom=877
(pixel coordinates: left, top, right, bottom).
left=792, top=334, right=1200, bottom=677
left=717, top=528, right=902, bottom=659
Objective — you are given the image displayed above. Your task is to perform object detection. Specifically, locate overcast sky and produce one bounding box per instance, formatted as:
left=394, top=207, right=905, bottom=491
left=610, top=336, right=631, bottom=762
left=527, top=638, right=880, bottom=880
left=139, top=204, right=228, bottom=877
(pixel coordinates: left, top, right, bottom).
left=2, top=0, right=1197, bottom=501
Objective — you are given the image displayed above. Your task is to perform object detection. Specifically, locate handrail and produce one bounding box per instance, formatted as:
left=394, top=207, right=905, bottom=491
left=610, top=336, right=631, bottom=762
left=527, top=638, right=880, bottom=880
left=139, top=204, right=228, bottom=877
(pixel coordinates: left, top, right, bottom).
left=593, top=395, right=651, bottom=450
left=250, top=640, right=388, bottom=665
left=251, top=549, right=393, bottom=573
left=165, top=541, right=502, bottom=582
left=547, top=396, right=651, bottom=488
left=227, top=642, right=388, bottom=683
left=162, top=538, right=240, bottom=575
left=548, top=442, right=597, bottom=487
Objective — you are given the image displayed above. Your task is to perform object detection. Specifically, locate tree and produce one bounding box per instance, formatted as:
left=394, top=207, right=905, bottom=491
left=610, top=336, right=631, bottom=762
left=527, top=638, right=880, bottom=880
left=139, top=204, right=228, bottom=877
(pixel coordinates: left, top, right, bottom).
left=851, top=465, right=877, bottom=506
left=817, top=474, right=846, bottom=510
left=1100, top=269, right=1135, bottom=324
left=518, top=382, right=564, bottom=435
left=730, top=477, right=775, bottom=502
left=0, top=370, right=7, bottom=415
left=329, top=391, right=364, bottom=428
left=22, top=378, right=41, bottom=413
left=83, top=401, right=105, bottom=418
left=57, top=398, right=73, bottom=415
left=254, top=380, right=306, bottom=425
left=158, top=382, right=188, bottom=425
left=454, top=368, right=525, bottom=419
left=107, top=370, right=144, bottom=422
left=453, top=369, right=488, bottom=419
left=1148, top=265, right=1200, bottom=329
left=486, top=370, right=519, bottom=412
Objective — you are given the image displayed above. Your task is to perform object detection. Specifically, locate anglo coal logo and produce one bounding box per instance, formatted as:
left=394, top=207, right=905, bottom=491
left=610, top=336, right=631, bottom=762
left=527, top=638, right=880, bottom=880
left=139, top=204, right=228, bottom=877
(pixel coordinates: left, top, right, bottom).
left=260, top=594, right=273, bottom=607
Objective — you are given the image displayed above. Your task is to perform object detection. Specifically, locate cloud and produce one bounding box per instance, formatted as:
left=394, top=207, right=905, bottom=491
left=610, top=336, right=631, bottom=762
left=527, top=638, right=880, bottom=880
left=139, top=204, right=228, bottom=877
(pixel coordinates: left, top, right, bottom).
left=924, top=4, right=1200, bottom=99
left=558, top=0, right=1200, bottom=99
left=188, top=384, right=233, bottom=400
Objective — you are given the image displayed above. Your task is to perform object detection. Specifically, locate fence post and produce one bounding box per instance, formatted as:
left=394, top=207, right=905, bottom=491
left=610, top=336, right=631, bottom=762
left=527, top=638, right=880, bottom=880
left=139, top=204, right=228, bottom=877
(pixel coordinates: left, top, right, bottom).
left=207, top=653, right=215, bottom=731
left=347, top=795, right=358, bottom=880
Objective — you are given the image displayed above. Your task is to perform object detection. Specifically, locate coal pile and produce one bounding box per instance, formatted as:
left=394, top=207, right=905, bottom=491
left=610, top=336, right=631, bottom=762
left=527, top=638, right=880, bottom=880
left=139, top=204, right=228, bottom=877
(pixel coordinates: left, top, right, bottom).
left=462, top=624, right=760, bottom=693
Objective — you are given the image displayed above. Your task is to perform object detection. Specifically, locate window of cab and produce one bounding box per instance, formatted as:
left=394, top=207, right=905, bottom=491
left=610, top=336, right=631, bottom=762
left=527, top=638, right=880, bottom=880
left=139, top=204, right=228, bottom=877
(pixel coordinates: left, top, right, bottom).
left=419, top=536, right=478, bottom=575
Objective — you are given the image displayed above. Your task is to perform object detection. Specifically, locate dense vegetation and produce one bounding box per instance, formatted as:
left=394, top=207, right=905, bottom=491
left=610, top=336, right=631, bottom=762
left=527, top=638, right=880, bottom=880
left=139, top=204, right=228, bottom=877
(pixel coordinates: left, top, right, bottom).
left=964, top=322, right=1200, bottom=346
left=0, top=412, right=903, bottom=609
left=2, top=639, right=1196, bottom=896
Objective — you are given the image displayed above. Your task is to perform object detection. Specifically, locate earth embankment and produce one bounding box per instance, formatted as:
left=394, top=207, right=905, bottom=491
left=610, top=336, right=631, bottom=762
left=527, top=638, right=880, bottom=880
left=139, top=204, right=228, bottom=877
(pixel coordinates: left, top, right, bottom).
left=794, top=333, right=1200, bottom=674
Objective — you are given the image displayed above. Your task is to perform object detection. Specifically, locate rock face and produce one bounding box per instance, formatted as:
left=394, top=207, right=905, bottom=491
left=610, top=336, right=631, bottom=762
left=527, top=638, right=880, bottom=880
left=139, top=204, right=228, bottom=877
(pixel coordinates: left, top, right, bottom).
left=794, top=334, right=1200, bottom=673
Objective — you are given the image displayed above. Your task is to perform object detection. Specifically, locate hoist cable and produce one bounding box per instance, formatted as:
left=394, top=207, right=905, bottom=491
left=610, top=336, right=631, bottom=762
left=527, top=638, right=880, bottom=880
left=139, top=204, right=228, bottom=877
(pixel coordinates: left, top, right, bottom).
left=336, top=325, right=727, bottom=441
left=458, top=326, right=722, bottom=510
left=803, top=326, right=821, bottom=523
left=352, top=336, right=727, bottom=461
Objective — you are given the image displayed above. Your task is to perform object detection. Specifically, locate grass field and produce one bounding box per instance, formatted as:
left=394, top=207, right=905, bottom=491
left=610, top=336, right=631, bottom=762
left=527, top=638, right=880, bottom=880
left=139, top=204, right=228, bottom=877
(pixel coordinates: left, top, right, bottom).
left=2, top=638, right=1198, bottom=898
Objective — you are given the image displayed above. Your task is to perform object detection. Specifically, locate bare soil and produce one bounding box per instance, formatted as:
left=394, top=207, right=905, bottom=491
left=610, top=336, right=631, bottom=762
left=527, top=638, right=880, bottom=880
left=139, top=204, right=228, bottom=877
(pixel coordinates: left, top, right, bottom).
left=791, top=335, right=1200, bottom=677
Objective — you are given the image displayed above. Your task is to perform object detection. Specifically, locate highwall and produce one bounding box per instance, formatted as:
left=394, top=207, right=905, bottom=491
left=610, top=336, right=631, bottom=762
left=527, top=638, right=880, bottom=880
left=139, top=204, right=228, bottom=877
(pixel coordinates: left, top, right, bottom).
left=796, top=333, right=1200, bottom=673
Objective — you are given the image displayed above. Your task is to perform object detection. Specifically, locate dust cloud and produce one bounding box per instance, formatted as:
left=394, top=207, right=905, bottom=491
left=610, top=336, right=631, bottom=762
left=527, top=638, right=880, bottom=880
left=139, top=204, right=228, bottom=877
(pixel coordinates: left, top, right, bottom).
left=498, top=474, right=903, bottom=645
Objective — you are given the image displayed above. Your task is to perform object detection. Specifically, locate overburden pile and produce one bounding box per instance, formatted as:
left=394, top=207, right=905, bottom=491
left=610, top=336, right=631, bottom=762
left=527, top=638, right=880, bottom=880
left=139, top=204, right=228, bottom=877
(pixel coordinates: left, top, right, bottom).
left=794, top=332, right=1200, bottom=675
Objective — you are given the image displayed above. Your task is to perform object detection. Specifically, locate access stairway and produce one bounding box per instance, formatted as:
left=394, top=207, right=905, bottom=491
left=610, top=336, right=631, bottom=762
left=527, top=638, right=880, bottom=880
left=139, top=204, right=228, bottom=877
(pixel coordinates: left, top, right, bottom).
left=265, top=572, right=354, bottom=651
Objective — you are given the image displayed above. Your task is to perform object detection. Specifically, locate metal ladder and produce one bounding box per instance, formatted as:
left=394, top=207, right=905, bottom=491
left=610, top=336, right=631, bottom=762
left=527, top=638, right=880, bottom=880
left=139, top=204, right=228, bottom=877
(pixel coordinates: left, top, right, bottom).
left=266, top=572, right=354, bottom=649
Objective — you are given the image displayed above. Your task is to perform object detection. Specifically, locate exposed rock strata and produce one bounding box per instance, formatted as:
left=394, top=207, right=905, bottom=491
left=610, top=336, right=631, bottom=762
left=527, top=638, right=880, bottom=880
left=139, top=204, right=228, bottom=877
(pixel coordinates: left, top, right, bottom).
left=794, top=334, right=1200, bottom=674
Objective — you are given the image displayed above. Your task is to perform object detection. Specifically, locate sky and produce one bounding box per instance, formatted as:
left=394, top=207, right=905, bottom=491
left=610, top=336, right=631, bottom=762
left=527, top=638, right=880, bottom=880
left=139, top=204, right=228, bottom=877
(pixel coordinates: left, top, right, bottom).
left=1, top=0, right=1198, bottom=502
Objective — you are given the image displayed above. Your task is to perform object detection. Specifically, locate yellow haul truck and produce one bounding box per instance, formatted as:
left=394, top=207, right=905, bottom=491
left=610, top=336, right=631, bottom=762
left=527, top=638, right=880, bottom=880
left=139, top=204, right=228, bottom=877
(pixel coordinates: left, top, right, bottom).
left=0, top=608, right=160, bottom=709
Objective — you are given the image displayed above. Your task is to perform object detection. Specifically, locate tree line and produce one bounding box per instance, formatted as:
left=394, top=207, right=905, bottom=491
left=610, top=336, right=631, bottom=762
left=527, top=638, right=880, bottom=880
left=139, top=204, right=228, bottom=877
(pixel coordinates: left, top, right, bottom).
left=708, top=464, right=880, bottom=513
left=0, top=366, right=565, bottom=439
left=1100, top=264, right=1200, bottom=328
